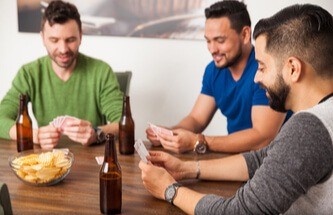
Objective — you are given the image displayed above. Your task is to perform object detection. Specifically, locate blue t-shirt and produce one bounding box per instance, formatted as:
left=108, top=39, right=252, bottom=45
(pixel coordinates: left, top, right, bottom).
left=201, top=48, right=269, bottom=134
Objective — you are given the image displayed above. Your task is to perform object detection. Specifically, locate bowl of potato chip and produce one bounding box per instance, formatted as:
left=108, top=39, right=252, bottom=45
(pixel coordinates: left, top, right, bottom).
left=8, top=148, right=74, bottom=186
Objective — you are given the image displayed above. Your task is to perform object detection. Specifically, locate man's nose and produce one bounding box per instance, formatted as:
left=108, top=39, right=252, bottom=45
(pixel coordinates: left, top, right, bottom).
left=58, top=41, right=69, bottom=53
left=208, top=42, right=218, bottom=54
left=254, top=70, right=262, bottom=83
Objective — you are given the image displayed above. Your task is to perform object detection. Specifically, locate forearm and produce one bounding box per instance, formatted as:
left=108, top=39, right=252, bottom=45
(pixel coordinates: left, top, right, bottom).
left=9, top=125, right=16, bottom=140
left=173, top=155, right=248, bottom=214
left=200, top=154, right=249, bottom=181
left=173, top=115, right=205, bottom=133
left=206, top=128, right=272, bottom=153
left=99, top=122, right=119, bottom=136
left=173, top=187, right=205, bottom=215
left=183, top=154, right=249, bottom=182
left=0, top=117, right=16, bottom=139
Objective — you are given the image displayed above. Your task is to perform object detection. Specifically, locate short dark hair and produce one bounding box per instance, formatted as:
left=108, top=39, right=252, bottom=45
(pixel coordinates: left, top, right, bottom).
left=253, top=4, right=333, bottom=77
left=41, top=0, right=82, bottom=32
left=205, top=0, right=251, bottom=33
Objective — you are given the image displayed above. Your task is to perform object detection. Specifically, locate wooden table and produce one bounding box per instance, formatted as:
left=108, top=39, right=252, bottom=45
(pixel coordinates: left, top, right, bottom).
left=0, top=138, right=242, bottom=214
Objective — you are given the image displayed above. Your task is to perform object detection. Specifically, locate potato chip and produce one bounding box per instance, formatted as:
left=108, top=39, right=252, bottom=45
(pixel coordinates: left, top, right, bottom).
left=25, top=174, right=38, bottom=183
left=30, top=164, right=43, bottom=171
left=16, top=169, right=26, bottom=178
left=36, top=167, right=60, bottom=180
left=38, top=152, right=54, bottom=166
left=12, top=154, right=39, bottom=166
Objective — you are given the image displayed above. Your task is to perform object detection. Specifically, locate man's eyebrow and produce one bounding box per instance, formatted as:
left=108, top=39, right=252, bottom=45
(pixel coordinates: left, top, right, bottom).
left=204, top=35, right=227, bottom=41
left=255, top=59, right=264, bottom=64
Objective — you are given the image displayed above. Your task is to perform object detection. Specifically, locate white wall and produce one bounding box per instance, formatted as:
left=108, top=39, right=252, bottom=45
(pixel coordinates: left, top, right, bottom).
left=0, top=0, right=332, bottom=139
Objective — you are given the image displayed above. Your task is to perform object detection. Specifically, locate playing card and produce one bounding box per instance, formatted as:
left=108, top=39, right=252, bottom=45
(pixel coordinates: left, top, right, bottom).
left=148, top=122, right=173, bottom=137
left=134, top=139, right=149, bottom=163
left=95, top=156, right=104, bottom=165
left=60, top=116, right=78, bottom=129
left=53, top=148, right=69, bottom=155
left=49, top=115, right=78, bottom=129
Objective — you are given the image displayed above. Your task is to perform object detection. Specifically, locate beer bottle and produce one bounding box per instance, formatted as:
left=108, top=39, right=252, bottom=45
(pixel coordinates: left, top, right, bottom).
left=100, top=133, right=122, bottom=214
left=16, top=94, right=33, bottom=152
left=119, top=96, right=135, bottom=155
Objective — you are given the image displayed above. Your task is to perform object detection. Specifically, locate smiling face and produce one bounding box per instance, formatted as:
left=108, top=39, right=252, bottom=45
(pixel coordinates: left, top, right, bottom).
left=254, top=35, right=290, bottom=112
left=41, top=19, right=82, bottom=71
left=204, top=17, right=243, bottom=68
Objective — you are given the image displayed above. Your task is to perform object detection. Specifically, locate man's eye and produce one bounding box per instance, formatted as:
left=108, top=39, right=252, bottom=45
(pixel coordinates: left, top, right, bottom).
left=67, top=38, right=76, bottom=43
left=258, top=67, right=264, bottom=72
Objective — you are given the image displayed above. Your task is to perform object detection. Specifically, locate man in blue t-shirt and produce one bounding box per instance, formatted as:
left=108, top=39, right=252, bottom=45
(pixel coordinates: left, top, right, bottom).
left=146, top=1, right=287, bottom=153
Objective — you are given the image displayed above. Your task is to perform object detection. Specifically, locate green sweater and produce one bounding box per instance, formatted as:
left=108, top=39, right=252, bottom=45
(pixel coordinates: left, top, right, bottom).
left=0, top=53, right=123, bottom=139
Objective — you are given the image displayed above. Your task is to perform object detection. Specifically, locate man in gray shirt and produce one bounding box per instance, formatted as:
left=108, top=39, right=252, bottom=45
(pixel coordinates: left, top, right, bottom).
left=139, top=3, right=333, bottom=215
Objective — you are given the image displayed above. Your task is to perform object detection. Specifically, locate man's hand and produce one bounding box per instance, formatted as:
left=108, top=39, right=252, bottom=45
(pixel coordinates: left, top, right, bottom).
left=159, top=128, right=197, bottom=154
left=146, top=127, right=161, bottom=146
left=37, top=125, right=61, bottom=150
left=61, top=118, right=96, bottom=146
left=148, top=151, right=196, bottom=180
left=139, top=160, right=176, bottom=200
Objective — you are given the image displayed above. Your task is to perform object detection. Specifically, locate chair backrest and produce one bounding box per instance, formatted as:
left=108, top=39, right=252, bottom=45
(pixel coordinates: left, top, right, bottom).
left=115, top=71, right=132, bottom=96
left=0, top=183, right=13, bottom=215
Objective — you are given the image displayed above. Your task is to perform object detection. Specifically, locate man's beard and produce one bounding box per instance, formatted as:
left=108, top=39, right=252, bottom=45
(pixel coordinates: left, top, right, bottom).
left=214, top=45, right=242, bottom=68
left=50, top=50, right=77, bottom=69
left=262, top=74, right=290, bottom=113
left=223, top=46, right=242, bottom=68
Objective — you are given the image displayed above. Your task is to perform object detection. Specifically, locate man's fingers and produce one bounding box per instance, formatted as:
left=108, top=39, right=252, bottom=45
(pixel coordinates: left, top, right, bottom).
left=38, top=131, right=60, bottom=139
left=62, top=130, right=92, bottom=145
left=66, top=119, right=91, bottom=127
left=39, top=138, right=58, bottom=149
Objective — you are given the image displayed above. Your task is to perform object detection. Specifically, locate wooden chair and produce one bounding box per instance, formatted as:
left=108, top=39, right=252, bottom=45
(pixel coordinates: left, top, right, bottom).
left=0, top=183, right=12, bottom=215
left=115, top=71, right=132, bottom=96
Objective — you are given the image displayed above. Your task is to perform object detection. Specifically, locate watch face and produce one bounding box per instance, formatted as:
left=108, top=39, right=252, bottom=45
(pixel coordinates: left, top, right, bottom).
left=165, top=185, right=176, bottom=203
left=195, top=142, right=207, bottom=154
left=96, top=129, right=105, bottom=142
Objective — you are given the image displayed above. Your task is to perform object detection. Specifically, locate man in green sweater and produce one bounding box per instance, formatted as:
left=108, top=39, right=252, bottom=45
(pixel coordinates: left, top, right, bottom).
left=0, top=1, right=123, bottom=149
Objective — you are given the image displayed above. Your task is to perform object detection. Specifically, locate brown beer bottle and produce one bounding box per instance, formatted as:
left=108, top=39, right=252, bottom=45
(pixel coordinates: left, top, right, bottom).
left=100, top=133, right=122, bottom=214
left=119, top=96, right=135, bottom=154
left=16, top=94, right=33, bottom=152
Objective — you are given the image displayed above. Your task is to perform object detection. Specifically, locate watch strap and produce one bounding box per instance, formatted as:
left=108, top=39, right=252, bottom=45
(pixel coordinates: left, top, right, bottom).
left=194, top=134, right=207, bottom=154
left=93, top=127, right=105, bottom=144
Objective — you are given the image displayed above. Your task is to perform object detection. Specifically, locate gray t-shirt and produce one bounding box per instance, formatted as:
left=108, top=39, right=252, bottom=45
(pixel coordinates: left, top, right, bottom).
left=195, top=97, right=333, bottom=215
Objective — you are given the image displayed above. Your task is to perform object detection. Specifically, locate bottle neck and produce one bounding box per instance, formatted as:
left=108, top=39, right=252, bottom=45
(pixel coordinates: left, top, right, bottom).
left=104, top=134, right=117, bottom=162
left=19, top=94, right=28, bottom=114
left=122, top=96, right=132, bottom=117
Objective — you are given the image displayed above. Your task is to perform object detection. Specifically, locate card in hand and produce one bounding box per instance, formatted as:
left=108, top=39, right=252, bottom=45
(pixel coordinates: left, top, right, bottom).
left=50, top=115, right=78, bottom=129
left=148, top=122, right=173, bottom=137
left=134, top=139, right=149, bottom=163
left=59, top=116, right=78, bottom=129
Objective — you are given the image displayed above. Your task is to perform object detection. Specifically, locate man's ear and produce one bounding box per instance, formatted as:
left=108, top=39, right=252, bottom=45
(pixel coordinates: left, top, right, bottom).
left=241, top=26, right=251, bottom=44
left=286, top=57, right=302, bottom=83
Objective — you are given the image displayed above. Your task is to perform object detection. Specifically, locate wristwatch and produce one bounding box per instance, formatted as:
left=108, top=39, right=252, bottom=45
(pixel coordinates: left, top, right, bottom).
left=194, top=134, right=207, bottom=154
left=94, top=127, right=105, bottom=144
left=164, top=182, right=182, bottom=205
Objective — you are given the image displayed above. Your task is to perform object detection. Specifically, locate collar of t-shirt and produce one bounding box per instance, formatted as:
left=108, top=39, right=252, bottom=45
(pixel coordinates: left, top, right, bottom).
left=319, top=92, right=333, bottom=104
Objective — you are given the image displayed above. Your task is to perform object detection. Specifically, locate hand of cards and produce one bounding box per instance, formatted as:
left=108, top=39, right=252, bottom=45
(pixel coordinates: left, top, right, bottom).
left=50, top=115, right=78, bottom=130
left=148, top=122, right=173, bottom=139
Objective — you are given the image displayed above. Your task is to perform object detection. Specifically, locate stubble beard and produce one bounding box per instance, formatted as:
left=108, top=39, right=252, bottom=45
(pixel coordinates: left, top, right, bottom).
left=215, top=46, right=242, bottom=69
left=264, top=74, right=290, bottom=113
left=50, top=50, right=78, bottom=69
